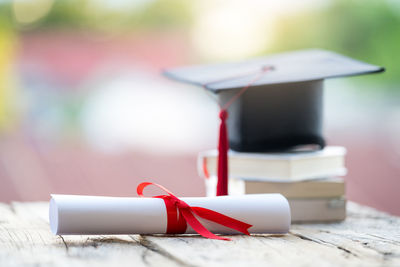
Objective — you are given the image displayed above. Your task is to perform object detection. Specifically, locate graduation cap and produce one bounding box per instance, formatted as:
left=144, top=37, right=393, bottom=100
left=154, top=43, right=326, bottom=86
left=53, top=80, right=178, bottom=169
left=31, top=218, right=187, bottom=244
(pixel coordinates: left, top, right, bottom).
left=164, top=49, right=384, bottom=195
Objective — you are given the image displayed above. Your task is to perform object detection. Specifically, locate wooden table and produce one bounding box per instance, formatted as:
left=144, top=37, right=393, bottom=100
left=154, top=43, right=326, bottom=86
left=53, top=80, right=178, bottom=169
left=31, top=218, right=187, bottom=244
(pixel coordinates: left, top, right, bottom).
left=1, top=201, right=399, bottom=267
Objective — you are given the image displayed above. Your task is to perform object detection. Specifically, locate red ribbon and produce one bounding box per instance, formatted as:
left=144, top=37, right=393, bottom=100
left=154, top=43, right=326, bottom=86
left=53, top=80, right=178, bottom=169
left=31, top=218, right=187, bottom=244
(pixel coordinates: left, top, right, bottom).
left=137, top=182, right=252, bottom=241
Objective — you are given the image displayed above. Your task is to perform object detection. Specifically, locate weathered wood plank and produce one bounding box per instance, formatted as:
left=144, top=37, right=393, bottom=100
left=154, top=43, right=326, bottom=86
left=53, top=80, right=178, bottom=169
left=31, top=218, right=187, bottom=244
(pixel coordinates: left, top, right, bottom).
left=143, top=202, right=400, bottom=267
left=289, top=202, right=400, bottom=266
left=0, top=201, right=399, bottom=267
left=0, top=202, right=183, bottom=267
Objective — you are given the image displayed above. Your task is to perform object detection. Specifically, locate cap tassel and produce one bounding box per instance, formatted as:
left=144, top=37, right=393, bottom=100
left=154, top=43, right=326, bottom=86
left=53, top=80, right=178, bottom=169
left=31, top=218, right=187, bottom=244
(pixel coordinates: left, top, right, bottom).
left=203, top=65, right=274, bottom=197
left=217, top=109, right=229, bottom=196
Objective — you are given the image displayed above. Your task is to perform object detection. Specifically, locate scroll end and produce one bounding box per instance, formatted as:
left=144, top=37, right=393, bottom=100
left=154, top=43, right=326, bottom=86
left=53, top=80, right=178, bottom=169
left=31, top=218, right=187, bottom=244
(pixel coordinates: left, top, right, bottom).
left=49, top=197, right=59, bottom=235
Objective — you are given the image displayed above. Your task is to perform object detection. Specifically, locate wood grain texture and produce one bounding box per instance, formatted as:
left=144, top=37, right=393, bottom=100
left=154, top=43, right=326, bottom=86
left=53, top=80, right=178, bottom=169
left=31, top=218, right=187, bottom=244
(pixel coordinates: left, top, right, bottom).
left=0, top=201, right=399, bottom=267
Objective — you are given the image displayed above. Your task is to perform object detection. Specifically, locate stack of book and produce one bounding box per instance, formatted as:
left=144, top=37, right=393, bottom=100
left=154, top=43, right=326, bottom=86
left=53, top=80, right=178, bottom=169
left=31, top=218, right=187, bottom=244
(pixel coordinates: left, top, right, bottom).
left=198, top=146, right=347, bottom=223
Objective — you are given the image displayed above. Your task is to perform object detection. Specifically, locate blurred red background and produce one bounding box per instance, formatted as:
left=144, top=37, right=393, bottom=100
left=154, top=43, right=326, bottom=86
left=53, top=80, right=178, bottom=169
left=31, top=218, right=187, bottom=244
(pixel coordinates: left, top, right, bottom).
left=0, top=0, right=399, bottom=216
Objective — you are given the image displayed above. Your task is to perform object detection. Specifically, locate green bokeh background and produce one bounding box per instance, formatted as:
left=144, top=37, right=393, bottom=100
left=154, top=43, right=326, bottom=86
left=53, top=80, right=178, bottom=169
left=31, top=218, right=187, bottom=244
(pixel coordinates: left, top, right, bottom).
left=0, top=0, right=399, bottom=130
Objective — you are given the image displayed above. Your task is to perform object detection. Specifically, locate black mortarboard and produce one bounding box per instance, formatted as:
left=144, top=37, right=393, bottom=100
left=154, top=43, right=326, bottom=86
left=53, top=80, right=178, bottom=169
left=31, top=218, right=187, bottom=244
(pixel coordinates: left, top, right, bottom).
left=164, top=49, right=384, bottom=152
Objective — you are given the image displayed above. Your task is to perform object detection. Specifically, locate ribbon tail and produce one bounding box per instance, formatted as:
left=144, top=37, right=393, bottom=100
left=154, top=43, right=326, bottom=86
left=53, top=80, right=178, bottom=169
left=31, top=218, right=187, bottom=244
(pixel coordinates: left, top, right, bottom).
left=180, top=209, right=230, bottom=241
left=192, top=207, right=252, bottom=235
left=217, top=110, right=229, bottom=196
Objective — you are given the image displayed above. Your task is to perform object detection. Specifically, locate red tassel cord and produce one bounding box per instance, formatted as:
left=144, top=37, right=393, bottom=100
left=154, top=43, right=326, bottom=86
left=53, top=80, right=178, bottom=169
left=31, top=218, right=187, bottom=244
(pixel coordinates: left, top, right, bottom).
left=203, top=66, right=274, bottom=196
left=217, top=109, right=229, bottom=196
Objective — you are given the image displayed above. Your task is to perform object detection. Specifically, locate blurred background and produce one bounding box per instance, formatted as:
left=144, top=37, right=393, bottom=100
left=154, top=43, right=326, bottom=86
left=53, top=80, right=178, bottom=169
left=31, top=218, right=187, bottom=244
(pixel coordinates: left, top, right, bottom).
left=0, top=0, right=399, bottom=214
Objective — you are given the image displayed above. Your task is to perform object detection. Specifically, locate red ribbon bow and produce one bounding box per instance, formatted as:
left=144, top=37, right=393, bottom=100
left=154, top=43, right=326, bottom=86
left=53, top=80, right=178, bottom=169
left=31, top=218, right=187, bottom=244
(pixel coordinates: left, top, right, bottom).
left=137, top=182, right=252, bottom=241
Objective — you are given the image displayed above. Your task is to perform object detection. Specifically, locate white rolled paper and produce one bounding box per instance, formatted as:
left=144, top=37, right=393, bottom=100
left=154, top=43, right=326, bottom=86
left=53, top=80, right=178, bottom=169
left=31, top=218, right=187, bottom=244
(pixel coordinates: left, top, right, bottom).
left=49, top=194, right=291, bottom=235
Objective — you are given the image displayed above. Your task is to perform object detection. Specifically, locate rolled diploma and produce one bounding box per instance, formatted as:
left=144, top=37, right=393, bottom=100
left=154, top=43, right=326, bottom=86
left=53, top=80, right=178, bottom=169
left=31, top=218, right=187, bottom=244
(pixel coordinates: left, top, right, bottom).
left=49, top=194, right=291, bottom=235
